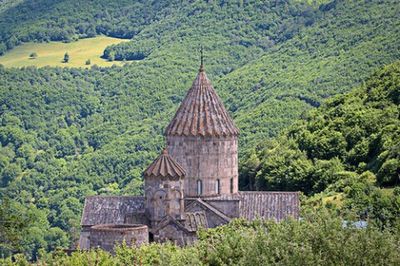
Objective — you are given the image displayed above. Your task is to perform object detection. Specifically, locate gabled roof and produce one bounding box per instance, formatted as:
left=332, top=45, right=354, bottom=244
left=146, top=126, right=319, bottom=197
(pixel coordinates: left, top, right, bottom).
left=151, top=215, right=190, bottom=234
left=80, top=196, right=145, bottom=226
left=238, top=192, right=300, bottom=221
left=185, top=198, right=231, bottom=223
left=165, top=65, right=239, bottom=137
left=152, top=212, right=208, bottom=234
left=184, top=211, right=208, bottom=231
left=144, top=149, right=186, bottom=178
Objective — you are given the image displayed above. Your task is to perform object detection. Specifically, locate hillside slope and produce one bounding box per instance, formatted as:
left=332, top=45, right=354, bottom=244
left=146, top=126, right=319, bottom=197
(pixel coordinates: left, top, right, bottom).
left=241, top=60, right=400, bottom=226
left=0, top=0, right=399, bottom=258
left=218, top=0, right=400, bottom=148
left=0, top=0, right=319, bottom=55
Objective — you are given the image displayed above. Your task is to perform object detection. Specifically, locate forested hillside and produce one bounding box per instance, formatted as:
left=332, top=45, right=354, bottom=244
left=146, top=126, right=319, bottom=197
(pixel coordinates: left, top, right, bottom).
left=0, top=0, right=171, bottom=54
left=241, top=61, right=400, bottom=227
left=0, top=0, right=321, bottom=55
left=0, top=0, right=399, bottom=259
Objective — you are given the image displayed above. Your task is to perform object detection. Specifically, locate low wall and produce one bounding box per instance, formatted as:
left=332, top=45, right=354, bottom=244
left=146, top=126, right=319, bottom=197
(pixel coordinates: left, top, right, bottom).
left=89, top=224, right=148, bottom=252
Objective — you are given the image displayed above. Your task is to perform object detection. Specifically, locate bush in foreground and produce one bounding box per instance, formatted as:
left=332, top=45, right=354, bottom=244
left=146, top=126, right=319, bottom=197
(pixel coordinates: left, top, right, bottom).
left=1, top=210, right=399, bottom=266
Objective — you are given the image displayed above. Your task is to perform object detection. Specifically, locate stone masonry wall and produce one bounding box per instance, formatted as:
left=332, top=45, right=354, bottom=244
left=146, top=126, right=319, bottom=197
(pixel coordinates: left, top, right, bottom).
left=89, top=224, right=148, bottom=253
left=145, top=176, right=184, bottom=224
left=167, top=136, right=238, bottom=197
left=204, top=199, right=240, bottom=218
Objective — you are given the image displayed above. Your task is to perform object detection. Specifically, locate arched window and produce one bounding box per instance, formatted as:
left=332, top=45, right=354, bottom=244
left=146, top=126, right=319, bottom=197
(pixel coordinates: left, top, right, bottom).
left=215, top=179, right=221, bottom=194
left=230, top=178, right=234, bottom=193
left=197, top=179, right=203, bottom=196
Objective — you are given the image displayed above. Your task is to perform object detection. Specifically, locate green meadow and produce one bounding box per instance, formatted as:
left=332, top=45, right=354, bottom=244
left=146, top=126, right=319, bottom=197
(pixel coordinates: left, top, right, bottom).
left=0, top=36, right=130, bottom=68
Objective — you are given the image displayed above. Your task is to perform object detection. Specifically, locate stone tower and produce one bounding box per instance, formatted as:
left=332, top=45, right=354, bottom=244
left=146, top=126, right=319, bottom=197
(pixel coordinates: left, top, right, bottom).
left=165, top=63, right=239, bottom=197
left=144, top=149, right=186, bottom=226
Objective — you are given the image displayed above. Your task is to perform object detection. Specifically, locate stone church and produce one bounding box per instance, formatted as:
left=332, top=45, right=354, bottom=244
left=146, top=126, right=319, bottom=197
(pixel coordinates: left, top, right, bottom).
left=79, top=62, right=300, bottom=251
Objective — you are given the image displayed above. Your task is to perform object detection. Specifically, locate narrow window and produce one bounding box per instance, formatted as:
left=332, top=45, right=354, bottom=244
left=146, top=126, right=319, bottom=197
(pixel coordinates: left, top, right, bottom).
left=230, top=178, right=234, bottom=193
left=197, top=179, right=203, bottom=196
left=215, top=179, right=221, bottom=195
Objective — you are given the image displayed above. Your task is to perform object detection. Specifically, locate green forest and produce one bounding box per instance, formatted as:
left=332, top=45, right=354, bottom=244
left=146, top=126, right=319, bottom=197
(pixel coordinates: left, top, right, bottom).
left=0, top=0, right=399, bottom=264
left=241, top=61, right=400, bottom=227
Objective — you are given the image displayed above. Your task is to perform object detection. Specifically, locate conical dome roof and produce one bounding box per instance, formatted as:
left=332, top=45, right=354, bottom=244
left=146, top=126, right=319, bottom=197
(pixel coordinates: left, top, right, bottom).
left=165, top=65, right=239, bottom=137
left=144, top=149, right=186, bottom=178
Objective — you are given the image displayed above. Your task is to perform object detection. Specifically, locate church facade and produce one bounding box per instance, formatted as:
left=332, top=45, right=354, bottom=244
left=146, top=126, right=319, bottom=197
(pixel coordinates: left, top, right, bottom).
left=79, top=63, right=299, bottom=251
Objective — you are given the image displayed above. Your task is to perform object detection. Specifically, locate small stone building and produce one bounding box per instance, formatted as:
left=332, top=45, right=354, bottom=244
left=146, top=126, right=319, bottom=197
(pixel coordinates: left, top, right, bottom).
left=79, top=62, right=300, bottom=251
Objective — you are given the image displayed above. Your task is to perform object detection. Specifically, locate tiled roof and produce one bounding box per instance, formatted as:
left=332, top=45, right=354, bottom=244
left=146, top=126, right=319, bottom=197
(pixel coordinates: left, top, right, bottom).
left=144, top=149, right=186, bottom=178
left=165, top=65, right=239, bottom=137
left=200, top=194, right=241, bottom=201
left=81, top=196, right=145, bottom=226
left=184, top=211, right=208, bottom=231
left=238, top=192, right=300, bottom=221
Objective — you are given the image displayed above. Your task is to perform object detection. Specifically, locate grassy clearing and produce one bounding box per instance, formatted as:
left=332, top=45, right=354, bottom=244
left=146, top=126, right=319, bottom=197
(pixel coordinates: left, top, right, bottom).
left=0, top=36, right=130, bottom=68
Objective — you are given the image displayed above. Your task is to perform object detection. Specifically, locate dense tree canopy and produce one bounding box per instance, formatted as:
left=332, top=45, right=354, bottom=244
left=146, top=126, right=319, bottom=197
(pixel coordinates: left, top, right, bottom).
left=240, top=61, right=400, bottom=227
left=0, top=0, right=399, bottom=259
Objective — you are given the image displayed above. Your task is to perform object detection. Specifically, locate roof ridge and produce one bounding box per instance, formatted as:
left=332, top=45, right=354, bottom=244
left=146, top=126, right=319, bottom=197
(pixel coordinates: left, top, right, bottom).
left=196, top=198, right=231, bottom=222
left=152, top=215, right=189, bottom=234
left=239, top=191, right=300, bottom=195
left=85, top=195, right=145, bottom=199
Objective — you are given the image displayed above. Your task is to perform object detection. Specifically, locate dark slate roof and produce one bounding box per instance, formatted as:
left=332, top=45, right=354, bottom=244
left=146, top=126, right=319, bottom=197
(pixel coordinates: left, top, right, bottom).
left=144, top=149, right=186, bottom=178
left=81, top=196, right=145, bottom=226
left=200, top=194, right=241, bottom=201
left=184, top=211, right=208, bottom=231
left=238, top=192, right=300, bottom=221
left=165, top=65, right=239, bottom=137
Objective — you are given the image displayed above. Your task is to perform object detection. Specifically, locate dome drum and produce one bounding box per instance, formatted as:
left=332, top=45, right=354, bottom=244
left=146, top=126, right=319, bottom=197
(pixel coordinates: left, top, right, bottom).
left=167, top=135, right=238, bottom=197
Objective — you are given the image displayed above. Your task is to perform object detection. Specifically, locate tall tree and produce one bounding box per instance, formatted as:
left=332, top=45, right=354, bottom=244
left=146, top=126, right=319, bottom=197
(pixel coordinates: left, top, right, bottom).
left=63, top=52, right=69, bottom=63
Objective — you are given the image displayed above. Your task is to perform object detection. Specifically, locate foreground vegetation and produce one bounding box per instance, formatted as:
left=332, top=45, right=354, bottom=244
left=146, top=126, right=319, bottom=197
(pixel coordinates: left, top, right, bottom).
left=0, top=36, right=129, bottom=68
left=0, top=0, right=399, bottom=260
left=1, top=211, right=399, bottom=266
